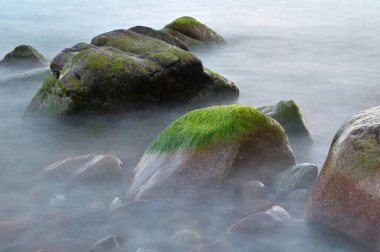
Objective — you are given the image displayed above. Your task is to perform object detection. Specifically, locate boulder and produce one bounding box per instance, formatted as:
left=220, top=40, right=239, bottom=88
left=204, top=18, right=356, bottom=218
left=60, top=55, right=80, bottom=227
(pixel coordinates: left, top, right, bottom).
left=125, top=105, right=295, bottom=201
left=162, top=16, right=226, bottom=48
left=25, top=30, right=238, bottom=116
left=272, top=163, right=318, bottom=198
left=88, top=235, right=123, bottom=252
left=259, top=100, right=313, bottom=144
left=0, top=45, right=47, bottom=69
left=40, top=153, right=122, bottom=182
left=129, top=26, right=189, bottom=51
left=306, top=106, right=380, bottom=250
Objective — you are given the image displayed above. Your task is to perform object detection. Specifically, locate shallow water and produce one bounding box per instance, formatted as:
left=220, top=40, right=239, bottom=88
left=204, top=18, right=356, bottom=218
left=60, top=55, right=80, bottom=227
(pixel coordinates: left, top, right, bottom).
left=0, top=0, right=379, bottom=251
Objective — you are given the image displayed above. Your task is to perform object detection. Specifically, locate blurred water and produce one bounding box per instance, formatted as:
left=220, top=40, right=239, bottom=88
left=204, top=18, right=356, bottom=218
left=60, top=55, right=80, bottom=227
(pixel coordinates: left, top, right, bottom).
left=0, top=0, right=379, bottom=251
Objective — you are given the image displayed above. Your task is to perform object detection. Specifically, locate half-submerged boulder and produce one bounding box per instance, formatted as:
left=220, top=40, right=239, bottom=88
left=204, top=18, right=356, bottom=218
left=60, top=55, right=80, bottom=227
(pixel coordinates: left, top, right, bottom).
left=259, top=100, right=313, bottom=144
left=25, top=30, right=238, bottom=116
left=162, top=16, right=226, bottom=48
left=306, top=106, right=380, bottom=250
left=0, top=45, right=47, bottom=69
left=126, top=105, right=295, bottom=201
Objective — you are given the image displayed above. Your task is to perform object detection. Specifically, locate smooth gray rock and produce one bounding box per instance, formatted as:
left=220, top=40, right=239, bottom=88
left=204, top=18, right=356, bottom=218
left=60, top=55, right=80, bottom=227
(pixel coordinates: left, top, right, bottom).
left=272, top=163, right=318, bottom=197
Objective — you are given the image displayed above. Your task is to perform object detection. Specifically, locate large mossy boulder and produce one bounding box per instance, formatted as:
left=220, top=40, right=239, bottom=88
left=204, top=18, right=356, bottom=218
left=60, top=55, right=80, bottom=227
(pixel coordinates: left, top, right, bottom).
left=0, top=45, right=47, bottom=69
left=125, top=105, right=295, bottom=201
left=162, top=16, right=226, bottom=48
left=25, top=30, right=238, bottom=116
left=259, top=100, right=312, bottom=145
left=306, top=106, right=380, bottom=250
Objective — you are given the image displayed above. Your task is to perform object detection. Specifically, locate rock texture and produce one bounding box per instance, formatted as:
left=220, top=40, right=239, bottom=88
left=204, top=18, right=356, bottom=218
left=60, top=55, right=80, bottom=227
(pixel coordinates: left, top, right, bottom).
left=125, top=105, right=295, bottom=201
left=0, top=45, right=47, bottom=69
left=306, top=106, right=380, bottom=250
left=25, top=30, right=238, bottom=116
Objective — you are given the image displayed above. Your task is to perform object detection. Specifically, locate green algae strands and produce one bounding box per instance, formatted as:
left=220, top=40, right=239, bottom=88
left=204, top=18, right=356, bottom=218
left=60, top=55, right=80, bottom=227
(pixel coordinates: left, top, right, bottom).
left=146, top=105, right=284, bottom=154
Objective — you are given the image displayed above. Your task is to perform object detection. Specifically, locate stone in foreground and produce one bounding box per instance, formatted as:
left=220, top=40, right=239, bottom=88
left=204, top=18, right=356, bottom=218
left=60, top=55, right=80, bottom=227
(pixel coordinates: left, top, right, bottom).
left=126, top=105, right=295, bottom=201
left=306, top=106, right=380, bottom=250
left=25, top=30, right=238, bottom=116
left=162, top=16, right=226, bottom=48
left=0, top=45, right=47, bottom=69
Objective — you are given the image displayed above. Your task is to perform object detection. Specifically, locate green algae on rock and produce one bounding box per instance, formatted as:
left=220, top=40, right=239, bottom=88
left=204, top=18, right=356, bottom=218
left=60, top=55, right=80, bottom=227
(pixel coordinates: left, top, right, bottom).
left=306, top=106, right=380, bottom=250
left=25, top=30, right=238, bottom=116
left=162, top=16, right=226, bottom=48
left=0, top=45, right=47, bottom=69
left=126, top=105, right=295, bottom=201
left=147, top=105, right=270, bottom=153
left=259, top=100, right=312, bottom=144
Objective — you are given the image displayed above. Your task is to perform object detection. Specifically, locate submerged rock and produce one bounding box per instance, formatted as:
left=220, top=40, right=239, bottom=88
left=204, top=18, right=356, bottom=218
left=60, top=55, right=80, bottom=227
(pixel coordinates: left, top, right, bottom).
left=126, top=105, right=295, bottom=201
left=306, top=106, right=380, bottom=250
left=40, top=153, right=122, bottom=182
left=227, top=206, right=290, bottom=235
left=272, top=163, right=318, bottom=198
left=88, top=235, right=123, bottom=252
left=129, top=26, right=189, bottom=51
left=0, top=45, right=47, bottom=69
left=162, top=16, right=226, bottom=48
left=259, top=100, right=312, bottom=144
left=25, top=30, right=238, bottom=116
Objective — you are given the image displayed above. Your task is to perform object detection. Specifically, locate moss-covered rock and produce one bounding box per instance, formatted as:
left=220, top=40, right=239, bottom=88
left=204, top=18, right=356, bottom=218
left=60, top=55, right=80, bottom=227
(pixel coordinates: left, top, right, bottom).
left=259, top=100, right=312, bottom=145
left=126, top=105, right=295, bottom=201
left=25, top=30, right=238, bottom=116
left=129, top=26, right=189, bottom=51
left=0, top=45, right=47, bottom=69
left=306, top=106, right=380, bottom=250
left=162, top=16, right=226, bottom=48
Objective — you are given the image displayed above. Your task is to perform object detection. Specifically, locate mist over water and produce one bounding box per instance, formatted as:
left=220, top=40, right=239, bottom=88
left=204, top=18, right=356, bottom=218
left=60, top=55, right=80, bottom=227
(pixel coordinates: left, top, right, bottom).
left=0, top=0, right=379, bottom=251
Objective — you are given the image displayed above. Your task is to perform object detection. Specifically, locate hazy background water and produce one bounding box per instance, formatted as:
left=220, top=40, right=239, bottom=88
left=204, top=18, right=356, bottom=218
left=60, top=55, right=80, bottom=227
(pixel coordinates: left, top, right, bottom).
left=0, top=0, right=379, bottom=251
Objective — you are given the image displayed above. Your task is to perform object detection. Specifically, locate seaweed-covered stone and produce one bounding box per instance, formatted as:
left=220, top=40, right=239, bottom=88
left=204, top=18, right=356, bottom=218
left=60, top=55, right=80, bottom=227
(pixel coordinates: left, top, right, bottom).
left=259, top=100, right=312, bottom=144
left=0, top=45, right=47, bottom=69
left=162, top=16, right=226, bottom=47
left=125, top=105, right=295, bottom=201
left=306, top=106, right=380, bottom=250
left=129, top=26, right=189, bottom=51
left=25, top=30, right=238, bottom=116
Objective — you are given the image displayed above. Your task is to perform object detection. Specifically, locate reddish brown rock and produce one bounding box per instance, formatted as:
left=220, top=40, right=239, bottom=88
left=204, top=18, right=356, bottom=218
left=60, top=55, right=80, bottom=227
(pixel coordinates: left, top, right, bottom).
left=306, top=106, right=380, bottom=250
